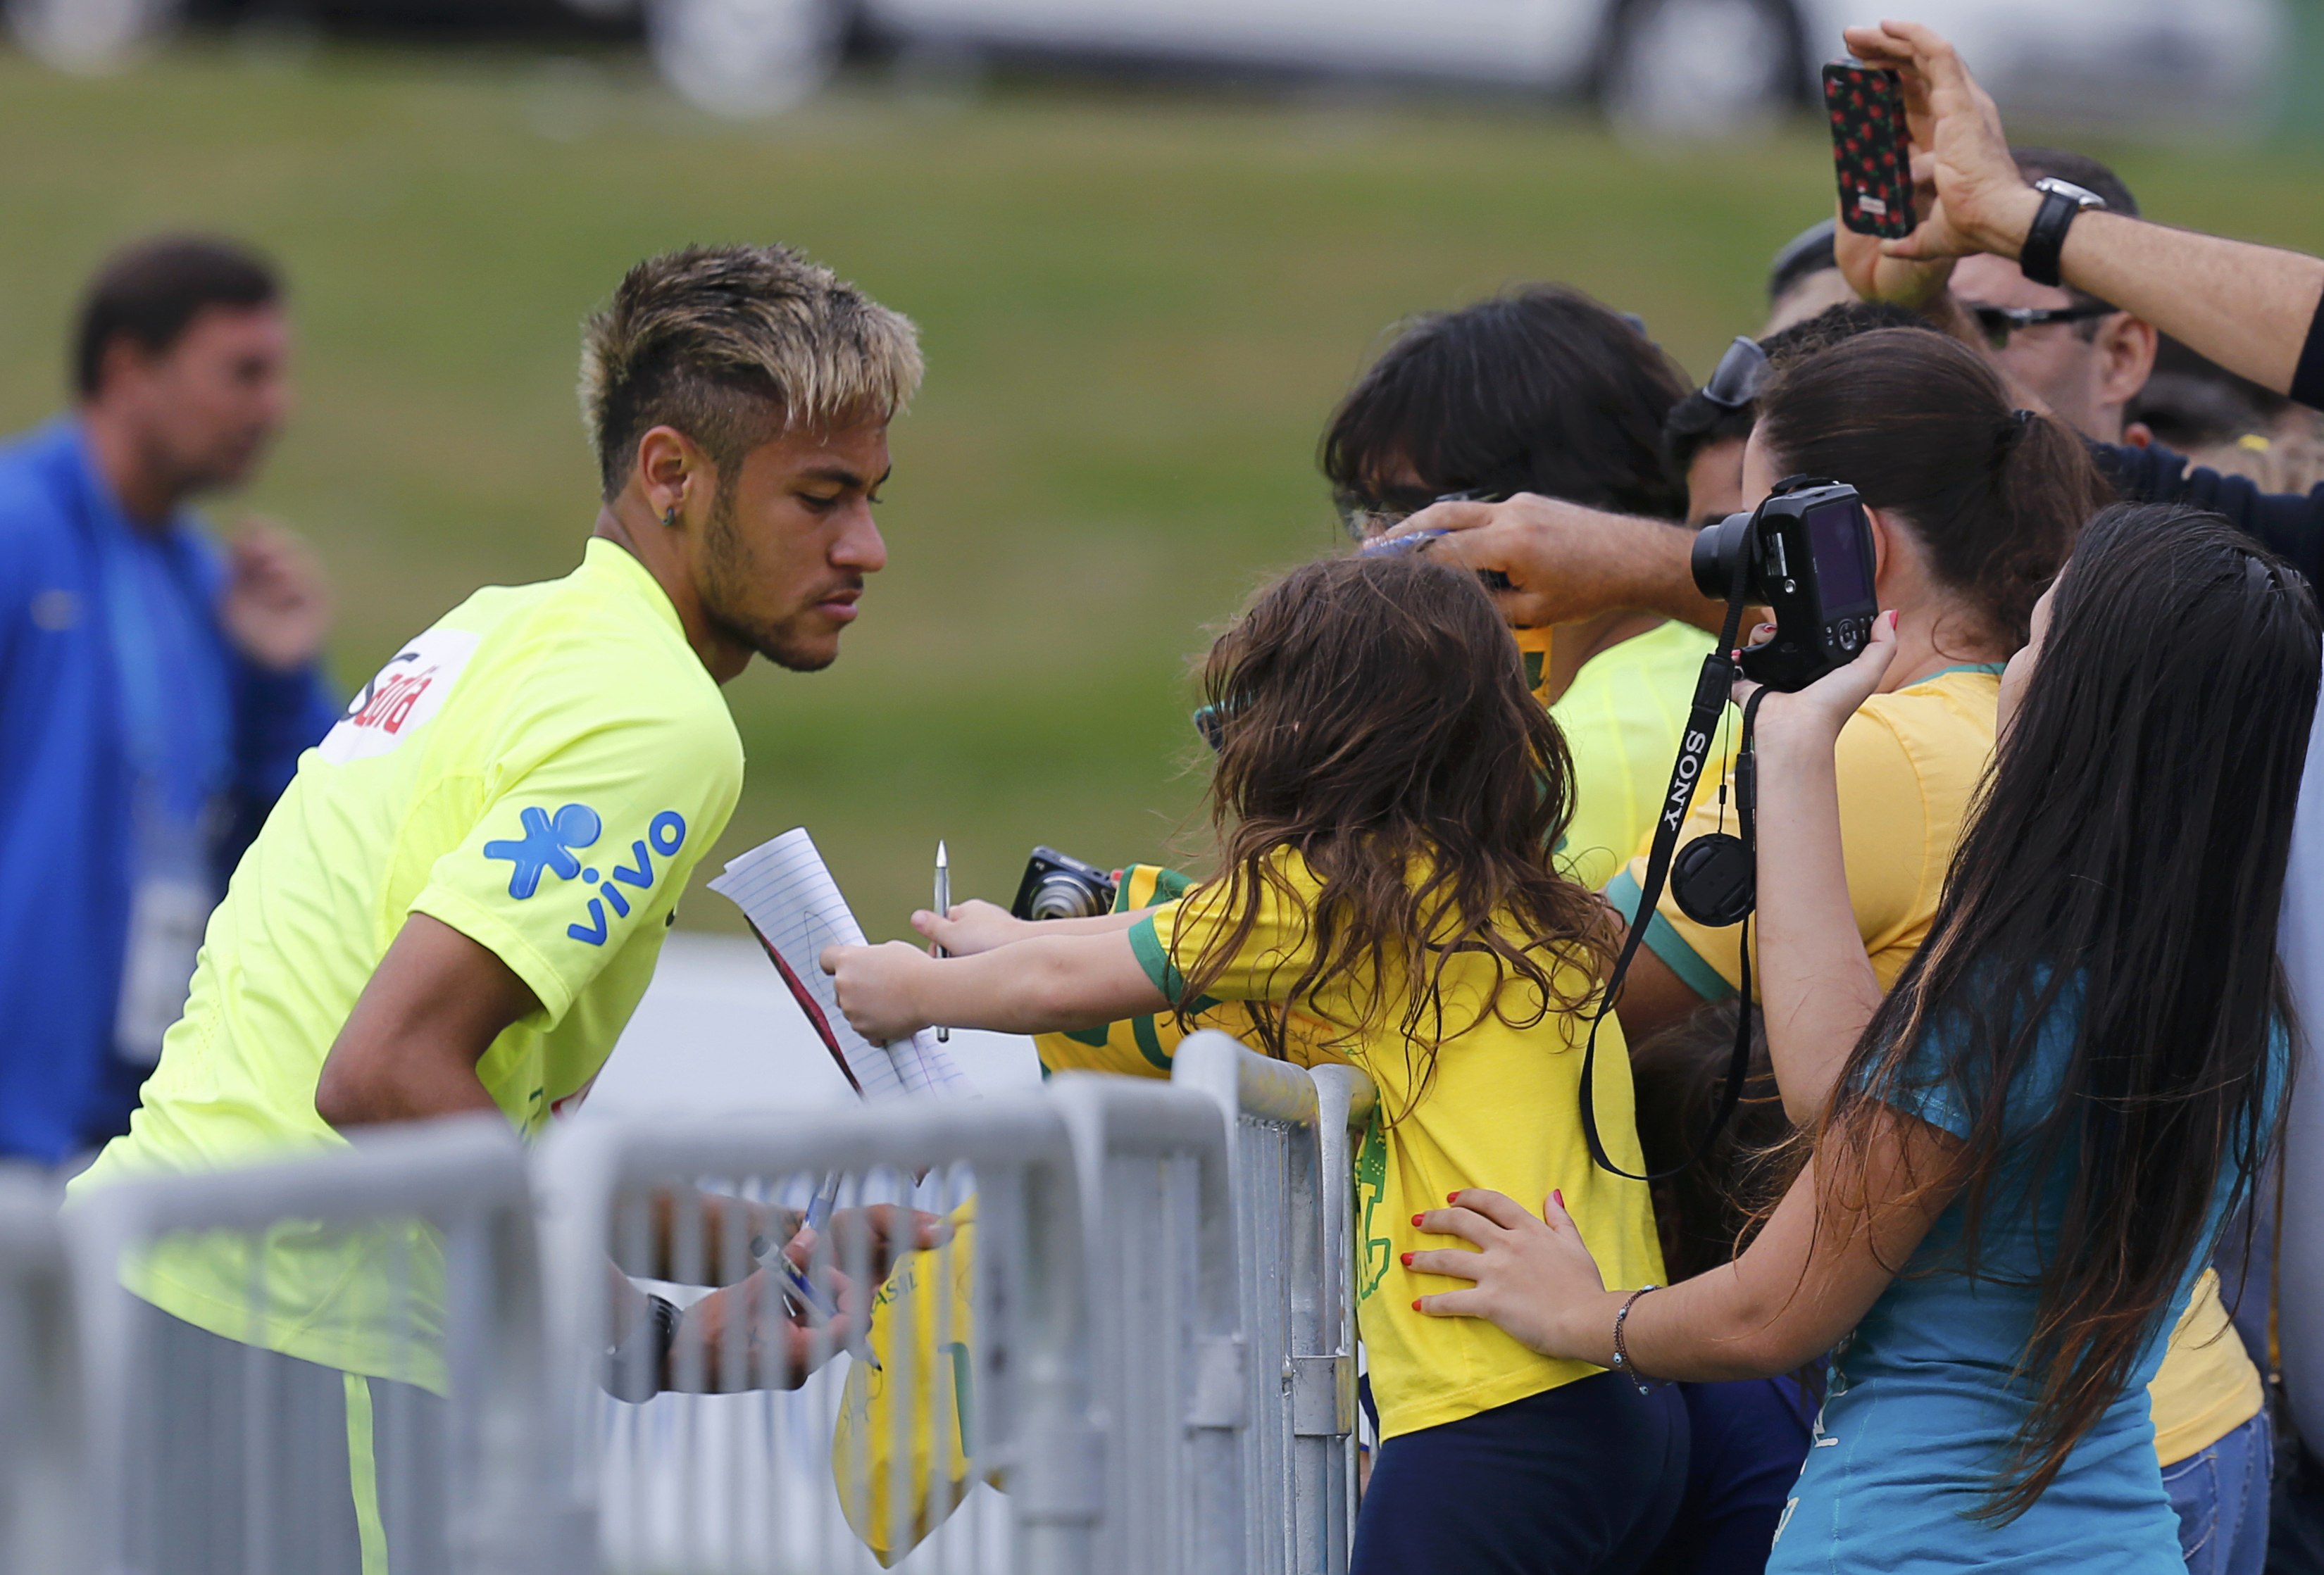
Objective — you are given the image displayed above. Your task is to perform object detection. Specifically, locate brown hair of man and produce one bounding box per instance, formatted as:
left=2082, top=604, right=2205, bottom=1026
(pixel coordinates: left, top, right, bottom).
left=580, top=244, right=923, bottom=500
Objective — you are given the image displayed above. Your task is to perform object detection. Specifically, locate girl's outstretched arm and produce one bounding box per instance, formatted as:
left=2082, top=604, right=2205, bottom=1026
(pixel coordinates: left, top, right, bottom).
left=821, top=930, right=1170, bottom=1043
left=1739, top=609, right=1898, bottom=1123
left=1407, top=1104, right=1961, bottom=1380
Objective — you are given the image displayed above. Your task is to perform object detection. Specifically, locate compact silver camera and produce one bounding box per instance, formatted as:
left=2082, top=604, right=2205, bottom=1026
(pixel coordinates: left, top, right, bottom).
left=1009, top=847, right=1120, bottom=922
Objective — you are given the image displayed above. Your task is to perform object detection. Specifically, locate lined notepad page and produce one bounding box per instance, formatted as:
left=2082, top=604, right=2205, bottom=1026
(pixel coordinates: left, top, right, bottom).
left=706, top=828, right=967, bottom=1100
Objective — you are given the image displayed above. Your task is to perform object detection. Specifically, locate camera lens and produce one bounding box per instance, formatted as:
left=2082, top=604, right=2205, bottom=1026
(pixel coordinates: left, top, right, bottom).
left=1026, top=870, right=1111, bottom=922
left=1691, top=511, right=1756, bottom=601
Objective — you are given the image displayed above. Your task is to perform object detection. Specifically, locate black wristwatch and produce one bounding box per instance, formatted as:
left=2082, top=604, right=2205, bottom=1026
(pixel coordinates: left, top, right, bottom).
left=2018, top=177, right=2106, bottom=289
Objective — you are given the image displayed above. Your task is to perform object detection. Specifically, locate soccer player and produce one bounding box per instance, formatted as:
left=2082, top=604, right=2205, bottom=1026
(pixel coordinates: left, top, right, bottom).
left=70, top=244, right=925, bottom=1574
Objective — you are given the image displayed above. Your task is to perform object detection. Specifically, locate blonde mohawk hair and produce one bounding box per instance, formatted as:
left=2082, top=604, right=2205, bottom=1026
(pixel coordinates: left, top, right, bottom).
left=580, top=243, right=923, bottom=498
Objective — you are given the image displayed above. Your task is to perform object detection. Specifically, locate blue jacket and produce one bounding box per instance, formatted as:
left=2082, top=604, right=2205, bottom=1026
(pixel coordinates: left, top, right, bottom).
left=0, top=420, right=337, bottom=1162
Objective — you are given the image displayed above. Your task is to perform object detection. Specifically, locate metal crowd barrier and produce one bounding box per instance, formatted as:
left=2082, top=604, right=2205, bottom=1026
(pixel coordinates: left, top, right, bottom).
left=63, top=1115, right=562, bottom=1575
left=533, top=1097, right=1100, bottom=1575
left=1047, top=1073, right=1244, bottom=1575
left=0, top=1172, right=82, bottom=1575
left=1173, top=1034, right=1373, bottom=1575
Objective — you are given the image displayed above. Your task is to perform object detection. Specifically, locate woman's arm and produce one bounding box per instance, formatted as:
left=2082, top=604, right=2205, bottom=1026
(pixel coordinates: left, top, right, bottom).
left=1408, top=1105, right=1962, bottom=1380
left=822, top=929, right=1170, bottom=1043
left=1742, top=613, right=1897, bottom=1124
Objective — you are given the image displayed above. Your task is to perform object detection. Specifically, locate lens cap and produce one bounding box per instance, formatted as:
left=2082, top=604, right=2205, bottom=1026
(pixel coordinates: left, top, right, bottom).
left=1670, top=832, right=1755, bottom=928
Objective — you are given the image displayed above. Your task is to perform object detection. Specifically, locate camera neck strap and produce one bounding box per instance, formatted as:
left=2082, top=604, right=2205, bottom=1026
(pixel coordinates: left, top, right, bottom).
left=1575, top=570, right=1766, bottom=1181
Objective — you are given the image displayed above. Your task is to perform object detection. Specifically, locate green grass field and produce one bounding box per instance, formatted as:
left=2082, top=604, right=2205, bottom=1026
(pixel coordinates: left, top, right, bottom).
left=6, top=42, right=2323, bottom=936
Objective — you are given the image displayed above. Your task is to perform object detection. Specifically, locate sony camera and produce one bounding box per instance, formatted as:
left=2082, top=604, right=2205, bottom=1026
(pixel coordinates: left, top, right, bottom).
left=1009, top=846, right=1120, bottom=922
left=1690, top=477, right=1880, bottom=693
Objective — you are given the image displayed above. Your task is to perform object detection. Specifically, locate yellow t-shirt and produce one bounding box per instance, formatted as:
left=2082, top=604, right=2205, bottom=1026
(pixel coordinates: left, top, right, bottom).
left=1127, top=850, right=1665, bottom=1439
left=1605, top=665, right=2005, bottom=999
left=2151, top=1269, right=2266, bottom=1463
left=1606, top=662, right=2260, bottom=1464
left=1539, top=620, right=1720, bottom=893
left=70, top=539, right=743, bottom=1388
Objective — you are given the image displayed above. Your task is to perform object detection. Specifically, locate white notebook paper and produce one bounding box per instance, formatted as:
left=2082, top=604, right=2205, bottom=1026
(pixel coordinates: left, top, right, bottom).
left=706, top=828, right=966, bottom=1100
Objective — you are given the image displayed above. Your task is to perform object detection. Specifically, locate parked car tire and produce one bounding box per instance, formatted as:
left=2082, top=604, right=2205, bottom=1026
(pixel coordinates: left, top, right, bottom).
left=4, top=0, right=178, bottom=70
left=644, top=0, right=847, bottom=114
left=1597, top=0, right=1805, bottom=137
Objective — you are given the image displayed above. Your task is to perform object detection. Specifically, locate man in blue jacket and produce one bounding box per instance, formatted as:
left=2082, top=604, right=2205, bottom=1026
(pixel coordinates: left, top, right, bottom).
left=0, top=234, right=337, bottom=1165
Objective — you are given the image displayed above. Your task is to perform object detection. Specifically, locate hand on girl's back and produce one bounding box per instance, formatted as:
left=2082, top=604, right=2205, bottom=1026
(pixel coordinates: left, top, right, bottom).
left=1408, top=1189, right=1608, bottom=1360
left=912, top=899, right=1025, bottom=958
left=819, top=941, right=932, bottom=1043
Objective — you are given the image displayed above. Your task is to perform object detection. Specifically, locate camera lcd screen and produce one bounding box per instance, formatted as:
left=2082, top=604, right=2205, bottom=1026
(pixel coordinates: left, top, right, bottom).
left=1805, top=498, right=1877, bottom=616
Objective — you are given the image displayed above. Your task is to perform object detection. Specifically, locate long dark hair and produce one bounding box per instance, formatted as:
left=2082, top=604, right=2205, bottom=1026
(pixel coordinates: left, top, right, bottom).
left=1321, top=285, right=1689, bottom=522
left=1756, top=327, right=2111, bottom=653
left=1825, top=503, right=2318, bottom=1517
left=1176, top=554, right=1616, bottom=1110
left=1631, top=1004, right=1792, bottom=1281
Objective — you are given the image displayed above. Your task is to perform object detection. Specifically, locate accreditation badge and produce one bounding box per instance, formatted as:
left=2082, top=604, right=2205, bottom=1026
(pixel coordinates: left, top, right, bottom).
left=114, top=872, right=208, bottom=1067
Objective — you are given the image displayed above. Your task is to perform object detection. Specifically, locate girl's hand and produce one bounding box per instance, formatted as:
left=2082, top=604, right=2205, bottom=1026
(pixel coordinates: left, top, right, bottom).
left=913, top=899, right=1029, bottom=958
left=1408, top=1188, right=1610, bottom=1360
left=1731, top=609, right=1899, bottom=745
left=819, top=941, right=935, bottom=1043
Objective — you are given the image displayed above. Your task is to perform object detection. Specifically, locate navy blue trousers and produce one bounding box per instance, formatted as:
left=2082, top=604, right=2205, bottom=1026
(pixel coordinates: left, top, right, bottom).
left=1354, top=1371, right=1690, bottom=1575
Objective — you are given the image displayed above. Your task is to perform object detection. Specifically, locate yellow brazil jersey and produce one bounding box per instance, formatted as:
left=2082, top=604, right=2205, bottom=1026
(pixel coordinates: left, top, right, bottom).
left=1532, top=620, right=1720, bottom=893
left=70, top=538, right=743, bottom=1391
left=1603, top=661, right=2261, bottom=1465
left=1126, top=848, right=1664, bottom=1440
left=1604, top=664, right=2005, bottom=1000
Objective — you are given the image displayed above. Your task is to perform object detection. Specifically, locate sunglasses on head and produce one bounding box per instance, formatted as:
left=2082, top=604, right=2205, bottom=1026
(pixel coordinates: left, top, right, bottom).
left=1700, top=335, right=1772, bottom=410
left=1968, top=301, right=2113, bottom=351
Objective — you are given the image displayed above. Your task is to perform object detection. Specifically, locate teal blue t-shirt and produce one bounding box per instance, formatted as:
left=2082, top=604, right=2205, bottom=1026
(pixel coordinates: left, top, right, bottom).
left=1770, top=984, right=2283, bottom=1574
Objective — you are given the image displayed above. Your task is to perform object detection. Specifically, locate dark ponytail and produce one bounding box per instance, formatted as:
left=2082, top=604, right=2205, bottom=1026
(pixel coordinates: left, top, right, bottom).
left=1756, top=328, right=2111, bottom=651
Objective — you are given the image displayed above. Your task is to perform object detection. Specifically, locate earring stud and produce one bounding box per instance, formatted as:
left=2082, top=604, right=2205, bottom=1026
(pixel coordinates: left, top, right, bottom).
left=661, top=506, right=677, bottom=528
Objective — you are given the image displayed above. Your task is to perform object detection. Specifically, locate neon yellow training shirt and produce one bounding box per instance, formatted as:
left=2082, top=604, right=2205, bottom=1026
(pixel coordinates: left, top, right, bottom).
left=72, top=538, right=744, bottom=1388
left=1532, top=620, right=1720, bottom=893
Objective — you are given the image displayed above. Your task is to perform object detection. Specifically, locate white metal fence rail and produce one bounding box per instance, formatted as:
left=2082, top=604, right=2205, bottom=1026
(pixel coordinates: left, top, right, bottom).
left=1172, top=1033, right=1371, bottom=1575
left=42, top=1048, right=1374, bottom=1575
left=63, top=1115, right=562, bottom=1575
left=534, top=1097, right=1101, bottom=1575
left=0, top=1172, right=82, bottom=1575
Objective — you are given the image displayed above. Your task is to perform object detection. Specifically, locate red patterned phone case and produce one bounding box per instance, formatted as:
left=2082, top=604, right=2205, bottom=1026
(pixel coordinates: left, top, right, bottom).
left=1823, top=63, right=1916, bottom=239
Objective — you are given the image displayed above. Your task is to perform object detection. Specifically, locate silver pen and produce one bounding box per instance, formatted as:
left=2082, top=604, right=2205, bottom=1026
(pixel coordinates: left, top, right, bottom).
left=933, top=839, right=950, bottom=1042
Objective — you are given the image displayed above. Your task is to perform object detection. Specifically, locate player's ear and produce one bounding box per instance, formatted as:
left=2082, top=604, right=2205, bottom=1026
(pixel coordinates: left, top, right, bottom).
left=636, top=426, right=702, bottom=526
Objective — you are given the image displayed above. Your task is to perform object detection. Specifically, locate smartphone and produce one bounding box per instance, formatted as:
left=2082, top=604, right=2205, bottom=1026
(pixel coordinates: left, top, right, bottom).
left=1823, top=63, right=1915, bottom=239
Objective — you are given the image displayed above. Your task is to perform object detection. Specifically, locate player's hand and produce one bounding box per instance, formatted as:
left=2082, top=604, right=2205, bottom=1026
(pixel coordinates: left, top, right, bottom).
left=1832, top=203, right=1954, bottom=310
left=820, top=941, right=934, bottom=1043
left=1839, top=22, right=2042, bottom=265
left=913, top=898, right=1029, bottom=958
left=1385, top=494, right=1686, bottom=629
left=1731, top=608, right=1899, bottom=747
left=1409, top=1188, right=1609, bottom=1360
left=823, top=1203, right=951, bottom=1284
left=220, top=518, right=332, bottom=672
left=664, top=1230, right=864, bottom=1392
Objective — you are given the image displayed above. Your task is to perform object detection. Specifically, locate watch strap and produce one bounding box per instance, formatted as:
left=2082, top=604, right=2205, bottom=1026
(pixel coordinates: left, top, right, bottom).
left=2019, top=187, right=2082, bottom=289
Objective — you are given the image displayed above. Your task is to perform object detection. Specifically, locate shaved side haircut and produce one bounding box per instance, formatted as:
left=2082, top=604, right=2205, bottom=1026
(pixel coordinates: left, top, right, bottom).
left=580, top=244, right=924, bottom=499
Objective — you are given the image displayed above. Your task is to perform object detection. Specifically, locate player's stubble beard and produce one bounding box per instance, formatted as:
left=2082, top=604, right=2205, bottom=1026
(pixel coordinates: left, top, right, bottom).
left=699, top=482, right=851, bottom=674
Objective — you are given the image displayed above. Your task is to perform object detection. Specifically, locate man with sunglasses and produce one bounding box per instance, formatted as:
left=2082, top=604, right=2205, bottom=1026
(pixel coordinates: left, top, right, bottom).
left=1942, top=149, right=2157, bottom=443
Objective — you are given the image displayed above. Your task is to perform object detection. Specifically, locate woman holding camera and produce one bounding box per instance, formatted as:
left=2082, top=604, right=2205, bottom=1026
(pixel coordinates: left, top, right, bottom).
left=1608, top=327, right=2275, bottom=1569
left=1409, top=501, right=2314, bottom=1570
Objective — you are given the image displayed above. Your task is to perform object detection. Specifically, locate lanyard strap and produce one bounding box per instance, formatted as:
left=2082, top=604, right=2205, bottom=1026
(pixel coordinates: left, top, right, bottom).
left=1576, top=563, right=1762, bottom=1181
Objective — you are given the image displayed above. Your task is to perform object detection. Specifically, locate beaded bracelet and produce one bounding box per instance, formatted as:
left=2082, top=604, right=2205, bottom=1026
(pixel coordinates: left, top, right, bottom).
left=1610, top=1284, right=1663, bottom=1397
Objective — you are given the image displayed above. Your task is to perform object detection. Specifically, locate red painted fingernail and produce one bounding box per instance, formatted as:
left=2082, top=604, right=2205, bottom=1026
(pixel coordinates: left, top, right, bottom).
left=1400, top=1252, right=1413, bottom=1267
left=1411, top=1214, right=1423, bottom=1227
left=1447, top=1191, right=1460, bottom=1203
left=1554, top=1189, right=1565, bottom=1210
left=1411, top=1299, right=1422, bottom=1312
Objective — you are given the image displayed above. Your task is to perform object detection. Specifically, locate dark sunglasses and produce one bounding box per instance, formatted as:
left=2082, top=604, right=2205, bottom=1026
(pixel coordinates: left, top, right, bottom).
left=1700, top=335, right=1772, bottom=410
left=1968, top=302, right=2113, bottom=351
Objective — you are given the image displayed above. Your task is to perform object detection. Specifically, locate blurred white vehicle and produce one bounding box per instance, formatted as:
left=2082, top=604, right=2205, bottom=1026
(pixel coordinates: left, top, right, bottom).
left=4, top=0, right=2285, bottom=136
left=570, top=0, right=2287, bottom=131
